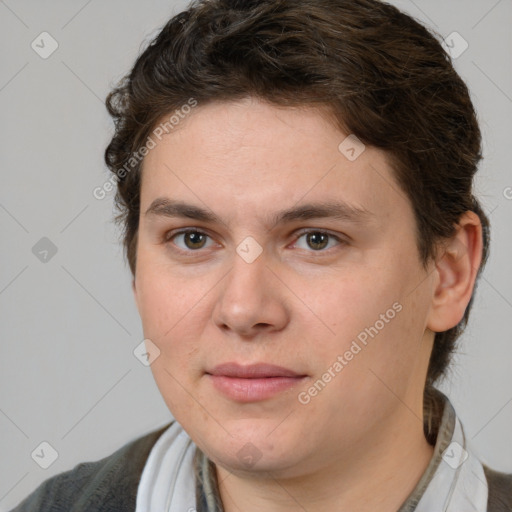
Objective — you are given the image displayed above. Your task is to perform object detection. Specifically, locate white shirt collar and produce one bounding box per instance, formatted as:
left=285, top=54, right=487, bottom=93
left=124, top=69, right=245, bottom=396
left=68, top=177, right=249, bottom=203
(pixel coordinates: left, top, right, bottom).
left=136, top=391, right=489, bottom=512
left=135, top=421, right=197, bottom=512
left=403, top=395, right=488, bottom=512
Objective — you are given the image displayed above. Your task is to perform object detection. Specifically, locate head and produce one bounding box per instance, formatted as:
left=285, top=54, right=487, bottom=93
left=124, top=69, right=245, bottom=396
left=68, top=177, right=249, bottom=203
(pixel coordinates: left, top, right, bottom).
left=105, top=0, right=489, bottom=473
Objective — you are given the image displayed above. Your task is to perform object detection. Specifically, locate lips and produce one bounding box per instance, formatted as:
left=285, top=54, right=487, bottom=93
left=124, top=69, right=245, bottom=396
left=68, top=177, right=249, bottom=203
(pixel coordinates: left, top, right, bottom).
left=206, top=362, right=307, bottom=402
left=207, top=362, right=304, bottom=378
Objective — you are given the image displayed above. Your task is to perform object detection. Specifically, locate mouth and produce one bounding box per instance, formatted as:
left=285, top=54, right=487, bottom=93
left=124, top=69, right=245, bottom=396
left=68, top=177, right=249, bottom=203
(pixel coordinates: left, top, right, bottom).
left=205, top=362, right=308, bottom=402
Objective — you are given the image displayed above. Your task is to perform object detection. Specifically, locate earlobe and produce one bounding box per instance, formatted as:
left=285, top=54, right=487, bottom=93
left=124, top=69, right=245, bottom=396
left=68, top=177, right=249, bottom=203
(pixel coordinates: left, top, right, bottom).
left=426, top=211, right=483, bottom=333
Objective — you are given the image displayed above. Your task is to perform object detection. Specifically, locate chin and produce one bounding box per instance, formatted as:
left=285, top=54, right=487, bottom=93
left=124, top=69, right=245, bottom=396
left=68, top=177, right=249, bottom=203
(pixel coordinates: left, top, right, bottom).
left=197, top=425, right=305, bottom=475
left=211, top=448, right=299, bottom=476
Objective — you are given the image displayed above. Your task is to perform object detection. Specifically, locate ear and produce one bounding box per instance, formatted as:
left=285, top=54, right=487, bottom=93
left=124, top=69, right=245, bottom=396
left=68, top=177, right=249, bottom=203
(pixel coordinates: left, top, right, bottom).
left=426, top=211, right=484, bottom=333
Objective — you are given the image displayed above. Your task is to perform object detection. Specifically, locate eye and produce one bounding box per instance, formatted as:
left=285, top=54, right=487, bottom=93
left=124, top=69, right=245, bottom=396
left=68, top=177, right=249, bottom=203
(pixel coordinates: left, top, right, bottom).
left=292, top=229, right=344, bottom=252
left=163, top=228, right=346, bottom=256
left=165, top=229, right=215, bottom=253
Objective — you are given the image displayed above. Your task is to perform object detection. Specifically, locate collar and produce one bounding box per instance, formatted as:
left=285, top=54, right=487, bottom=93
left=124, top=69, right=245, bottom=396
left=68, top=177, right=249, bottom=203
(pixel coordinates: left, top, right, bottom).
left=397, top=389, right=488, bottom=511
left=136, top=389, right=488, bottom=512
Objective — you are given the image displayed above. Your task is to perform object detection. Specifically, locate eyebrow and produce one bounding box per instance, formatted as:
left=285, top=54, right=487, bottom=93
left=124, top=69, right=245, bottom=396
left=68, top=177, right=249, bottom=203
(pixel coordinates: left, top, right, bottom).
left=144, top=197, right=373, bottom=228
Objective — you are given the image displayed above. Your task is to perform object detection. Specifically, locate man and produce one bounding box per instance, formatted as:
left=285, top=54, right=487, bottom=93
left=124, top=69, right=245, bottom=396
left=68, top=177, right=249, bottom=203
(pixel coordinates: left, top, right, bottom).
left=11, top=0, right=512, bottom=510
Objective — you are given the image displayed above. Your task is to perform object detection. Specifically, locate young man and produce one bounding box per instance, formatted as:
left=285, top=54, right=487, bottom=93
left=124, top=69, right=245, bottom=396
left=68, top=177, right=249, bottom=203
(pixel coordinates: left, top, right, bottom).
left=11, top=0, right=512, bottom=511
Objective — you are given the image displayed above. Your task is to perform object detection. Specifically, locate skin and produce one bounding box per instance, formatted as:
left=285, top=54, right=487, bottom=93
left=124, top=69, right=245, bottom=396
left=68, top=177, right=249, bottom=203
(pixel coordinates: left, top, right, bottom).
left=133, top=96, right=483, bottom=512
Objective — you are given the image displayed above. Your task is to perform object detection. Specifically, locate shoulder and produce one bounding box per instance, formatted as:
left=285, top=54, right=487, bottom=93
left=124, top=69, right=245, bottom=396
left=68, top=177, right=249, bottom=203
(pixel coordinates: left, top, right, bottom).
left=10, top=422, right=173, bottom=512
left=483, top=464, right=512, bottom=512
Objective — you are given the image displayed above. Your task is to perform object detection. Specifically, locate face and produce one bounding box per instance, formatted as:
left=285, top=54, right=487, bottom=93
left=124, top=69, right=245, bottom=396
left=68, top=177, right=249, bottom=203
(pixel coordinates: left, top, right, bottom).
left=133, top=97, right=437, bottom=478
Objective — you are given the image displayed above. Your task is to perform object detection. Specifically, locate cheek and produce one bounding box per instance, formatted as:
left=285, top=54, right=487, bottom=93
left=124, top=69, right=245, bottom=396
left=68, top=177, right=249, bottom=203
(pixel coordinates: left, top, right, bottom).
left=136, top=263, right=203, bottom=341
left=306, top=269, right=398, bottom=339
left=135, top=264, right=215, bottom=373
left=138, top=270, right=207, bottom=415
left=307, top=257, right=428, bottom=365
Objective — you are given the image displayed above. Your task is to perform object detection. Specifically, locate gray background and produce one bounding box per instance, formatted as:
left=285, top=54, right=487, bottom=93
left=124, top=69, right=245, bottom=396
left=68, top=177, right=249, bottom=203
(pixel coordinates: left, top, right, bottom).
left=1, top=1, right=511, bottom=509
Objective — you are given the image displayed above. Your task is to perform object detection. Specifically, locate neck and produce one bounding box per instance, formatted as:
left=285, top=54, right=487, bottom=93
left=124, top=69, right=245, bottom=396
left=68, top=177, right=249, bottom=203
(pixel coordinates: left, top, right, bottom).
left=214, top=413, right=434, bottom=512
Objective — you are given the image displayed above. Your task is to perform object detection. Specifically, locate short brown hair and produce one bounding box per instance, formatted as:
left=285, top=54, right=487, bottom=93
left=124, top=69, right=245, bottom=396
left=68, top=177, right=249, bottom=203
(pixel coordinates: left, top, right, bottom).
left=104, top=0, right=490, bottom=431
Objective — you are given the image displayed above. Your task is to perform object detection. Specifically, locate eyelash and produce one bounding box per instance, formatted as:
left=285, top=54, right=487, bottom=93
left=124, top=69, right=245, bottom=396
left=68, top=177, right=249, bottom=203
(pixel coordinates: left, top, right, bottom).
left=163, top=228, right=346, bottom=256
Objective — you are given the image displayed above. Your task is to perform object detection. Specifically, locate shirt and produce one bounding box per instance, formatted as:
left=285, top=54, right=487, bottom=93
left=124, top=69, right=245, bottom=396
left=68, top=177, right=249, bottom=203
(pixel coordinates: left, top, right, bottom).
left=9, top=389, right=512, bottom=511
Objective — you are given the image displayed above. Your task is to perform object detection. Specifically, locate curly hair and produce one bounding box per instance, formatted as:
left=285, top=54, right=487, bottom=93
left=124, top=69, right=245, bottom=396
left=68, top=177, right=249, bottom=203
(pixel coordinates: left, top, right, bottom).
left=104, top=0, right=490, bottom=436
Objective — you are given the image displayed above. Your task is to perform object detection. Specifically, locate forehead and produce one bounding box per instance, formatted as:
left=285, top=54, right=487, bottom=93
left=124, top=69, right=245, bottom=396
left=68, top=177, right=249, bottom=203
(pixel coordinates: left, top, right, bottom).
left=139, top=98, right=410, bottom=229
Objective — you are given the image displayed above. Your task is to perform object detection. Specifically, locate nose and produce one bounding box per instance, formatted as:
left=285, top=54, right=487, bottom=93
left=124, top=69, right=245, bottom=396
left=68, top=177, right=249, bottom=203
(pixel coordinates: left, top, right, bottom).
left=212, top=250, right=290, bottom=338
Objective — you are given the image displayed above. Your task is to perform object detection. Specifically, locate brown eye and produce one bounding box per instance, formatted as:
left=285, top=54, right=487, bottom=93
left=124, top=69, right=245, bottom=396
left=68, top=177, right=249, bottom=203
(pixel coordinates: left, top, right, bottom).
left=182, top=231, right=207, bottom=249
left=293, top=230, right=344, bottom=253
left=165, top=229, right=213, bottom=252
left=306, top=232, right=329, bottom=250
